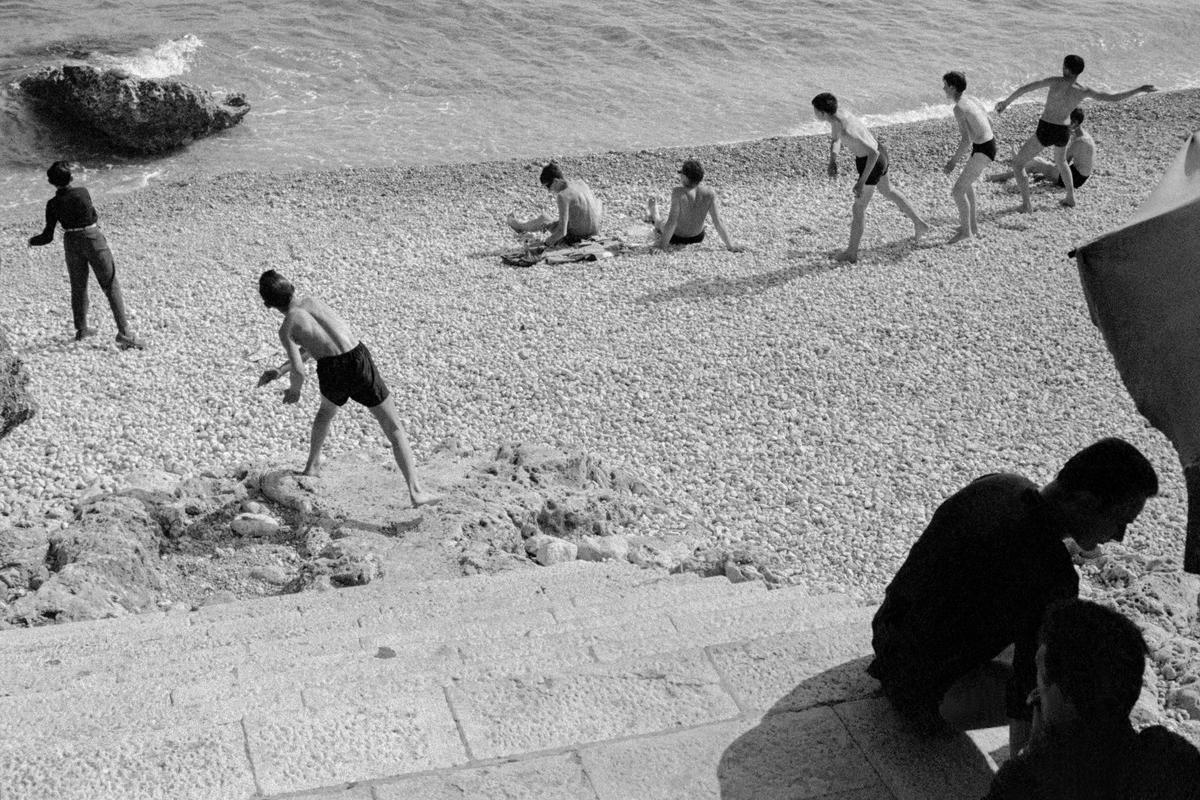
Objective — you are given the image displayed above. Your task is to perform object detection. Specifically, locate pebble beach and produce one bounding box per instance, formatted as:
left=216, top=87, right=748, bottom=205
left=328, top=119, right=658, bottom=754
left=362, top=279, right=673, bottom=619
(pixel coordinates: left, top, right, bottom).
left=1, top=90, right=1198, bottom=597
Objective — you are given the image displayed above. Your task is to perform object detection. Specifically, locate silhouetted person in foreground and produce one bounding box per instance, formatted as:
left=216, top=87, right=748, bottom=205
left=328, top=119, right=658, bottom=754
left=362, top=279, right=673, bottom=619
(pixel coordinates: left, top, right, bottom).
left=868, top=438, right=1157, bottom=754
left=27, top=161, right=145, bottom=348
left=256, top=270, right=438, bottom=508
left=983, top=599, right=1200, bottom=799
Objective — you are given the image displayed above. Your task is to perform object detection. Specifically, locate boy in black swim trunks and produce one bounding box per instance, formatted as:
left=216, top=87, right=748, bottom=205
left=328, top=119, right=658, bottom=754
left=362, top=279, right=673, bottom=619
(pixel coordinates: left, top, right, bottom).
left=995, top=55, right=1154, bottom=212
left=941, top=71, right=998, bottom=244
left=988, top=108, right=1095, bottom=192
left=645, top=159, right=743, bottom=252
left=811, top=93, right=930, bottom=263
left=255, top=270, right=438, bottom=508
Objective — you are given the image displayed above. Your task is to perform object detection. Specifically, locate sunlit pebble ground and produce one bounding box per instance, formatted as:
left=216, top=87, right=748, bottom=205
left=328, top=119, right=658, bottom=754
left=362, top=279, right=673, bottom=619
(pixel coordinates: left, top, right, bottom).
left=1, top=92, right=1197, bottom=598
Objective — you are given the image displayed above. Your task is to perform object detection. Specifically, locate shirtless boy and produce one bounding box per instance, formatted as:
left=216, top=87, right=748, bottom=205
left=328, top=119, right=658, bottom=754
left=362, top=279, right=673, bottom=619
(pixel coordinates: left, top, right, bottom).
left=506, top=162, right=603, bottom=246
left=255, top=270, right=437, bottom=507
left=988, top=109, right=1095, bottom=192
left=995, top=55, right=1154, bottom=211
left=645, top=159, right=743, bottom=252
left=941, top=71, right=997, bottom=244
left=811, top=93, right=930, bottom=263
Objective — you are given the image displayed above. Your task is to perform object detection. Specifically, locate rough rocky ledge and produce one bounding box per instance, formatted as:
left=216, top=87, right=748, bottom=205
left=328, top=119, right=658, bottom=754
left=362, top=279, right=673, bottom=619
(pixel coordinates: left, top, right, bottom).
left=0, top=328, right=35, bottom=442
left=17, top=63, right=249, bottom=154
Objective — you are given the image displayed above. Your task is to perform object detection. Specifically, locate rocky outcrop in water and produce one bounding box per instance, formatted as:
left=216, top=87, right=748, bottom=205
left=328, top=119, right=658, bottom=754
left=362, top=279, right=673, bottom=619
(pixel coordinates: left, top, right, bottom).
left=17, top=64, right=250, bottom=155
left=0, top=328, right=35, bottom=442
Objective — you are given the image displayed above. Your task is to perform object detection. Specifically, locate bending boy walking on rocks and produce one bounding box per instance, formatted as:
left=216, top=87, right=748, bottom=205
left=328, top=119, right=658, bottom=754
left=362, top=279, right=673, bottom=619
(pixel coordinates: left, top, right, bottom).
left=811, top=93, right=929, bottom=263
left=995, top=54, right=1155, bottom=211
left=941, top=71, right=997, bottom=243
left=255, top=270, right=438, bottom=507
left=27, top=161, right=145, bottom=348
left=868, top=438, right=1157, bottom=754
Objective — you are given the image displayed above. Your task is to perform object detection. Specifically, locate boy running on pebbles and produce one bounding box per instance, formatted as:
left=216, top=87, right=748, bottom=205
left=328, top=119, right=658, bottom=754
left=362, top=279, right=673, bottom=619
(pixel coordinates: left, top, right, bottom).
left=941, top=71, right=997, bottom=244
left=995, top=54, right=1154, bottom=212
left=811, top=93, right=930, bottom=263
left=255, top=270, right=438, bottom=507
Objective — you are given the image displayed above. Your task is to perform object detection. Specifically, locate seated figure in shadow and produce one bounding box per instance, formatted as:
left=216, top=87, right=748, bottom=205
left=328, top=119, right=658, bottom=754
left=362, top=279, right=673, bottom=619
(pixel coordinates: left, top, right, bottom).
left=868, top=438, right=1157, bottom=754
left=984, top=599, right=1200, bottom=799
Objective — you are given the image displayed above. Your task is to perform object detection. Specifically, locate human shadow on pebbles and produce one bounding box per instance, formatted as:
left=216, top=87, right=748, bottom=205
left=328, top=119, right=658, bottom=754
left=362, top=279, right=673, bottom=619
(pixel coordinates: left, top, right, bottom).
left=635, top=256, right=840, bottom=304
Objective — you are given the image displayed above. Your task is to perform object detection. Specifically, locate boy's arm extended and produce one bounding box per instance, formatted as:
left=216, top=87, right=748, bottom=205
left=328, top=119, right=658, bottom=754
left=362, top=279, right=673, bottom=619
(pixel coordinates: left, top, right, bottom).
left=1086, top=83, right=1156, bottom=102
left=995, top=77, right=1054, bottom=113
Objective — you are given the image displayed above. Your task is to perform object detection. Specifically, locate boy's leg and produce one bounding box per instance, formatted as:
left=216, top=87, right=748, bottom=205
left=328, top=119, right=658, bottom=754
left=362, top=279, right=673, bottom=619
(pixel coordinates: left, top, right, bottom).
left=507, top=213, right=553, bottom=233
left=876, top=175, right=930, bottom=242
left=836, top=187, right=874, bottom=262
left=1054, top=146, right=1075, bottom=207
left=645, top=197, right=664, bottom=231
left=1010, top=134, right=1045, bottom=212
left=367, top=396, right=438, bottom=507
left=304, top=398, right=340, bottom=476
left=949, top=154, right=988, bottom=242
left=1024, top=157, right=1059, bottom=180
left=86, top=236, right=132, bottom=336
left=64, top=239, right=92, bottom=336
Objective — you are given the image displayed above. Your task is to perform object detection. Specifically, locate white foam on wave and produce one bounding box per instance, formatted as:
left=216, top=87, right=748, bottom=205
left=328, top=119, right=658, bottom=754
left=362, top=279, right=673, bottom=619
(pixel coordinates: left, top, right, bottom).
left=92, top=34, right=205, bottom=80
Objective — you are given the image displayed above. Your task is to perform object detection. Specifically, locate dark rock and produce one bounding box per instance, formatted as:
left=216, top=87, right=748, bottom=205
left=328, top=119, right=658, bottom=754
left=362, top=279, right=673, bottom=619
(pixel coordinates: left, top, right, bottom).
left=17, top=64, right=250, bottom=155
left=0, top=327, right=36, bottom=441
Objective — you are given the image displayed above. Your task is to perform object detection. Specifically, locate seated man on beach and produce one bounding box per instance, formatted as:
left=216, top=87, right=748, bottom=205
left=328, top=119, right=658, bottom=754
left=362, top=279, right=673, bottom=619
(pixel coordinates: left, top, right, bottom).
left=868, top=438, right=1157, bottom=754
left=27, top=161, right=146, bottom=349
left=811, top=92, right=930, bottom=263
left=987, top=108, right=1094, bottom=192
left=984, top=599, right=1200, bottom=799
left=645, top=159, right=743, bottom=252
left=941, top=71, right=997, bottom=244
left=995, top=54, right=1154, bottom=211
left=255, top=270, right=438, bottom=508
left=506, top=162, right=603, bottom=246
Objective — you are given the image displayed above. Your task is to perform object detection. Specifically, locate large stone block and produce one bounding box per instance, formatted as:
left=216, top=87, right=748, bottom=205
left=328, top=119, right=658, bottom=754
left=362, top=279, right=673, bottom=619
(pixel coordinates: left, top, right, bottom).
left=0, top=327, right=35, bottom=442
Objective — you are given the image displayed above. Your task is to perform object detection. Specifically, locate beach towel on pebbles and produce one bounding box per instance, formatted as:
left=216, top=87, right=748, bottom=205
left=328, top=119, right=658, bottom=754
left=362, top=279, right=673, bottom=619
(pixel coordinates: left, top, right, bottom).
left=501, top=235, right=627, bottom=268
left=1075, top=131, right=1200, bottom=464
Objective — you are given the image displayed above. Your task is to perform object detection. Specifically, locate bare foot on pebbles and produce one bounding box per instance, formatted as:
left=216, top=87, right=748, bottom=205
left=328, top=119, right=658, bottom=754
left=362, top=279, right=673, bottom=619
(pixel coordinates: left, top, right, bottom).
left=410, top=490, right=442, bottom=508
left=947, top=227, right=972, bottom=245
left=913, top=220, right=931, bottom=243
left=834, top=250, right=858, bottom=263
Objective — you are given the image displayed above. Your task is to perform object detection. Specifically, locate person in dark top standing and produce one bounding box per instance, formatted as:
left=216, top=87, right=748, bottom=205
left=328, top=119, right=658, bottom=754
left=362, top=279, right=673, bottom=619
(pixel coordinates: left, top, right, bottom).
left=984, top=599, right=1200, bottom=799
left=868, top=438, right=1158, bottom=754
left=27, top=161, right=145, bottom=348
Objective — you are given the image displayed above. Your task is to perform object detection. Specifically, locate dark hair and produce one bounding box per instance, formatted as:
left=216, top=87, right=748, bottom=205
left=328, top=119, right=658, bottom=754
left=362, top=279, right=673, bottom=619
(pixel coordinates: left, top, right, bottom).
left=539, top=162, right=564, bottom=188
left=1056, top=437, right=1158, bottom=505
left=679, top=159, right=705, bottom=184
left=943, top=71, right=967, bottom=95
left=1040, top=599, right=1146, bottom=722
left=47, top=161, right=73, bottom=187
left=1070, top=107, right=1085, bottom=125
left=1063, top=54, right=1085, bottom=76
left=811, top=92, right=838, bottom=115
left=258, top=269, right=295, bottom=310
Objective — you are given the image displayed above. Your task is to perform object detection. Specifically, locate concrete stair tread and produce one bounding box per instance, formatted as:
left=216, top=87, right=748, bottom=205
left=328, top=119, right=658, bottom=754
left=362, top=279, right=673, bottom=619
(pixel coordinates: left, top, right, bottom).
left=0, top=564, right=1002, bottom=800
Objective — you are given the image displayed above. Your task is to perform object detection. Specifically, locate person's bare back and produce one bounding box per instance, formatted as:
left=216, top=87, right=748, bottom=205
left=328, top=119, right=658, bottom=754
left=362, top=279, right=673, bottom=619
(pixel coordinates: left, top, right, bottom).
left=280, top=296, right=359, bottom=360
left=669, top=184, right=716, bottom=237
left=833, top=113, right=879, bottom=158
left=955, top=94, right=994, bottom=143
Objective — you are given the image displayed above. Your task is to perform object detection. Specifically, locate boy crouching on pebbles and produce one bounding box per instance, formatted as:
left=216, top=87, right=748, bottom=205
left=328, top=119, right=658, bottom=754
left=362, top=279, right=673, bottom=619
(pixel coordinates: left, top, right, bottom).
left=255, top=270, right=438, bottom=508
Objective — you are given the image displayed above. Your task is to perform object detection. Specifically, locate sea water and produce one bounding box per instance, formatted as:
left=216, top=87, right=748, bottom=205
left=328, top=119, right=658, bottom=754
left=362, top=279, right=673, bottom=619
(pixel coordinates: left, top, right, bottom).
left=1, top=0, right=1197, bottom=210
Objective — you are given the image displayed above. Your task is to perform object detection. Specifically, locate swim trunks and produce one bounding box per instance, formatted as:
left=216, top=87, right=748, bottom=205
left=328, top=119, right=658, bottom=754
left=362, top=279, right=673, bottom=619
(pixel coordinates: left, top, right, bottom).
left=972, top=138, right=998, bottom=161
left=670, top=230, right=705, bottom=245
left=1055, top=163, right=1089, bottom=189
left=315, top=342, right=390, bottom=408
left=1035, top=119, right=1071, bottom=148
left=854, top=145, right=890, bottom=186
